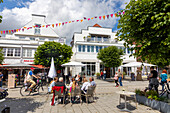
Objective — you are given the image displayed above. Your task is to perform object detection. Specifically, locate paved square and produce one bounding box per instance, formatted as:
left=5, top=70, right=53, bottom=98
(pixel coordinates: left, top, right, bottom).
left=0, top=78, right=161, bottom=113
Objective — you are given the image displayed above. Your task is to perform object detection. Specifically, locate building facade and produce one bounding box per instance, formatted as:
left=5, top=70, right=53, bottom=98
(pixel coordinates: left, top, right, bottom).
left=71, top=24, right=136, bottom=77
left=0, top=14, right=65, bottom=65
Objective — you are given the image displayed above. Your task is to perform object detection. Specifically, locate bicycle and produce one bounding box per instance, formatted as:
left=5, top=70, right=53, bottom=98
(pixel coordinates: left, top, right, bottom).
left=20, top=78, right=47, bottom=96
left=159, top=82, right=170, bottom=97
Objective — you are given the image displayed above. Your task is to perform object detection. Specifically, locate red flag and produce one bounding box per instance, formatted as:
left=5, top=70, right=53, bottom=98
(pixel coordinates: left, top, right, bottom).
left=6, top=31, right=8, bottom=34
left=99, top=16, right=102, bottom=20
left=72, top=21, right=75, bottom=22
left=95, top=16, right=97, bottom=18
left=65, top=22, right=68, bottom=24
left=22, top=29, right=24, bottom=32
left=11, top=30, right=14, bottom=33
left=110, top=14, right=113, bottom=17
left=62, top=22, right=64, bottom=25
left=1, top=31, right=2, bottom=34
left=77, top=20, right=79, bottom=22
left=88, top=18, right=90, bottom=21
left=119, top=12, right=121, bottom=15
left=3, top=31, right=5, bottom=34
left=56, top=23, right=58, bottom=27
left=84, top=17, right=86, bottom=19
left=107, top=15, right=109, bottom=19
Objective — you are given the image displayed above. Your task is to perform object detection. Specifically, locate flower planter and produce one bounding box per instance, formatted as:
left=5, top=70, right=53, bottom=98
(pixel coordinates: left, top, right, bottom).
left=136, top=94, right=170, bottom=113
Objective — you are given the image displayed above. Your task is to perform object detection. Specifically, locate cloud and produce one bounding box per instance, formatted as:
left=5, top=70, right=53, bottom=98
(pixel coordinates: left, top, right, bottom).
left=0, top=0, right=129, bottom=45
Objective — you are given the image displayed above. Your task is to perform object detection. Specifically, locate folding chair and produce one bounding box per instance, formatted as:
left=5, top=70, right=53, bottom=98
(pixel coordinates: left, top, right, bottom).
left=70, top=86, right=81, bottom=104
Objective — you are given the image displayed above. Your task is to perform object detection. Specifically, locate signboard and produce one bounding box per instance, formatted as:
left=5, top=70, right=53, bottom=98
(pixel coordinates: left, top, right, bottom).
left=24, top=60, right=34, bottom=62
left=8, top=74, right=15, bottom=89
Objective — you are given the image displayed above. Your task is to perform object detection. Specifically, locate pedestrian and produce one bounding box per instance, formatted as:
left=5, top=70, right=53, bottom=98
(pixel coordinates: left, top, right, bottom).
left=0, top=72, right=3, bottom=88
left=160, top=69, right=169, bottom=91
left=103, top=69, right=106, bottom=80
left=100, top=71, right=103, bottom=79
left=118, top=69, right=123, bottom=86
left=114, top=72, right=119, bottom=87
left=148, top=66, right=159, bottom=94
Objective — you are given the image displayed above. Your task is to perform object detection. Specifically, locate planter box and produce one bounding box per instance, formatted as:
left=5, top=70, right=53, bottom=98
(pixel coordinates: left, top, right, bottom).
left=136, top=94, right=170, bottom=113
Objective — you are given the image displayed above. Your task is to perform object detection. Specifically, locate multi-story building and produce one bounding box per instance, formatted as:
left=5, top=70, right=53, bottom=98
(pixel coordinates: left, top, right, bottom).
left=0, top=14, right=65, bottom=65
left=70, top=24, right=136, bottom=77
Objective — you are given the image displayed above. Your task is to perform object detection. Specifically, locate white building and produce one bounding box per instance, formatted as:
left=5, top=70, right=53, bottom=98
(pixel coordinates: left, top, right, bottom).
left=0, top=14, right=65, bottom=65
left=70, top=24, right=136, bottom=77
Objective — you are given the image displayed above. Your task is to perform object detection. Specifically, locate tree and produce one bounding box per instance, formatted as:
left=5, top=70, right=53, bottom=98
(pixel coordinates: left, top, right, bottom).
left=116, top=0, right=170, bottom=67
left=97, top=46, right=123, bottom=68
left=0, top=48, right=4, bottom=64
left=0, top=0, right=3, bottom=23
left=34, top=41, right=73, bottom=67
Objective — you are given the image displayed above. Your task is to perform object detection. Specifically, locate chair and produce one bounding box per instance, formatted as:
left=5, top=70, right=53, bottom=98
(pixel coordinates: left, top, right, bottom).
left=70, top=86, right=81, bottom=104
left=82, top=86, right=96, bottom=104
left=51, top=86, right=65, bottom=105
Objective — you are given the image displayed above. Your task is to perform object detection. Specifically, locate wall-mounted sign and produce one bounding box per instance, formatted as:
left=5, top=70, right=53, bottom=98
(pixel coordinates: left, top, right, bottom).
left=24, top=60, right=34, bottom=62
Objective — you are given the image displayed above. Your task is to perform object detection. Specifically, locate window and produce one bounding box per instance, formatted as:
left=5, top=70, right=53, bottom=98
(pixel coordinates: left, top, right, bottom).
left=104, top=46, right=107, bottom=48
left=19, top=37, right=25, bottom=39
left=82, top=45, right=86, bottom=52
left=99, top=46, right=103, bottom=50
left=15, top=48, right=20, bottom=57
left=78, top=45, right=81, bottom=52
left=123, top=47, right=126, bottom=53
left=49, top=38, right=54, bottom=41
left=3, top=48, right=6, bottom=56
left=7, top=48, right=14, bottom=56
left=96, top=46, right=99, bottom=52
left=91, top=36, right=95, bottom=42
left=30, top=37, right=35, bottom=40
left=39, top=38, right=45, bottom=41
left=103, top=36, right=108, bottom=42
left=27, top=49, right=32, bottom=57
left=87, top=46, right=90, bottom=52
left=97, top=36, right=102, bottom=42
left=127, top=48, right=130, bottom=54
left=23, top=49, right=26, bottom=57
left=91, top=46, right=94, bottom=52
left=35, top=24, right=41, bottom=34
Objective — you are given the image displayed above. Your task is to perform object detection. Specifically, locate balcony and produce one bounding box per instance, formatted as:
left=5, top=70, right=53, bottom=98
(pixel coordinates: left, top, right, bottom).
left=86, top=37, right=116, bottom=43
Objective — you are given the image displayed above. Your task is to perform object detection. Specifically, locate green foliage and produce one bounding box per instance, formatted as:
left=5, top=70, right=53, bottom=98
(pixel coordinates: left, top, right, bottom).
left=0, top=48, right=4, bottom=64
left=34, top=41, right=73, bottom=67
left=96, top=73, right=100, bottom=76
left=97, top=46, right=123, bottom=68
left=116, top=0, right=170, bottom=67
left=0, top=0, right=3, bottom=23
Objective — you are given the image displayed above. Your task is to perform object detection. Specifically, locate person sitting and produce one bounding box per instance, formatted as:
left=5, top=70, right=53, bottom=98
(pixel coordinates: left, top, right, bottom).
left=89, top=77, right=96, bottom=86
left=54, top=77, right=67, bottom=104
left=70, top=80, right=78, bottom=103
left=48, top=77, right=58, bottom=93
left=77, top=75, right=82, bottom=83
left=81, top=78, right=91, bottom=102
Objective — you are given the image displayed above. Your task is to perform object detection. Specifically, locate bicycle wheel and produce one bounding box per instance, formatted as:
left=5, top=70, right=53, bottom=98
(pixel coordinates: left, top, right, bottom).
left=20, top=86, right=30, bottom=96
left=38, top=85, right=47, bottom=95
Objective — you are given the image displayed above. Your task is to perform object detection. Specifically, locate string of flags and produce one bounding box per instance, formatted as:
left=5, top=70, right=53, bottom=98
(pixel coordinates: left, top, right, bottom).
left=0, top=11, right=125, bottom=34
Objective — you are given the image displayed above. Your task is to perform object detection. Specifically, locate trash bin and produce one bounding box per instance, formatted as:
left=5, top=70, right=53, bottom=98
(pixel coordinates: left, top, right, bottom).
left=1, top=107, right=10, bottom=113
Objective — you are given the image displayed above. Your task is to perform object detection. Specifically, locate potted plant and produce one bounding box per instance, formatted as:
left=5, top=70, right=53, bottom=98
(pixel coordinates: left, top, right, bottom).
left=83, top=36, right=86, bottom=41
left=96, top=73, right=100, bottom=79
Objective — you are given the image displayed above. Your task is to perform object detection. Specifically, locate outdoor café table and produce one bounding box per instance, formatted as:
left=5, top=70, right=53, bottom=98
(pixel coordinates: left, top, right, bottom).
left=116, top=91, right=137, bottom=112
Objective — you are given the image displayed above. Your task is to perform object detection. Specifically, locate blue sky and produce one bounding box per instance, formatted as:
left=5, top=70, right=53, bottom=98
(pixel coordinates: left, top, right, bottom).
left=0, top=0, right=129, bottom=44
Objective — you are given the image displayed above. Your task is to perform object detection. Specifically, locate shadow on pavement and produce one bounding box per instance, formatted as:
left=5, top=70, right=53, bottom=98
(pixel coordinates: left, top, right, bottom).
left=0, top=97, right=44, bottom=113
left=117, top=103, right=136, bottom=111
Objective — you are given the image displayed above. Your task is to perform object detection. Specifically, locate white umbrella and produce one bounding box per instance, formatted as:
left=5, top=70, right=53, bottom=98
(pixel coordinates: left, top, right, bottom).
left=61, top=61, right=86, bottom=76
left=48, top=57, right=57, bottom=78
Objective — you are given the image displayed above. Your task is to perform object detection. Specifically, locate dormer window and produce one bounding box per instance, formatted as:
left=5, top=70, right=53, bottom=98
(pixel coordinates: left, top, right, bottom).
left=35, top=24, right=41, bottom=34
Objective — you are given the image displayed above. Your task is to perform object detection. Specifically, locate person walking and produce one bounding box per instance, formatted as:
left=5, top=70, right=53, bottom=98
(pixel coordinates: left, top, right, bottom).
left=148, top=66, right=159, bottom=94
left=160, top=69, right=169, bottom=91
left=0, top=72, right=3, bottom=88
left=114, top=72, right=119, bottom=87
left=118, top=69, right=123, bottom=86
left=100, top=71, right=103, bottom=80
left=103, top=69, right=106, bottom=80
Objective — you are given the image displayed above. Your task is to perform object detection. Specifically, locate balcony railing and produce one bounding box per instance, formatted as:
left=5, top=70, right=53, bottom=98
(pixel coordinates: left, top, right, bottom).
left=86, top=37, right=116, bottom=43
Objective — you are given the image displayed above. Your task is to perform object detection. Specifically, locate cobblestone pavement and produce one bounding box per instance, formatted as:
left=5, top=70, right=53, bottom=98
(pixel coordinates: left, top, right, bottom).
left=0, top=78, right=161, bottom=113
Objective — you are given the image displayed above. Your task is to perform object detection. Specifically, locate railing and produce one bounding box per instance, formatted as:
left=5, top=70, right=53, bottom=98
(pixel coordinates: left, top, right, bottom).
left=86, top=37, right=116, bottom=43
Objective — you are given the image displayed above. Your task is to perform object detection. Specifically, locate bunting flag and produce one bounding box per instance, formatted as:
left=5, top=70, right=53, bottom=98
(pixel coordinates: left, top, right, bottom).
left=103, top=16, right=105, bottom=20
left=110, top=14, right=113, bottom=17
left=115, top=13, right=117, bottom=17
left=52, top=24, right=54, bottom=27
left=0, top=11, right=125, bottom=34
left=107, top=15, right=109, bottom=19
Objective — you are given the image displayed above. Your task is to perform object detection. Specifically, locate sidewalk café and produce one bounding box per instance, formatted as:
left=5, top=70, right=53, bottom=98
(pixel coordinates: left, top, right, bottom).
left=0, top=63, right=48, bottom=87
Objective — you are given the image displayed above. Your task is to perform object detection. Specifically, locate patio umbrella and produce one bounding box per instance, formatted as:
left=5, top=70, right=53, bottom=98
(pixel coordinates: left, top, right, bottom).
left=48, top=57, right=57, bottom=79
left=61, top=61, right=86, bottom=76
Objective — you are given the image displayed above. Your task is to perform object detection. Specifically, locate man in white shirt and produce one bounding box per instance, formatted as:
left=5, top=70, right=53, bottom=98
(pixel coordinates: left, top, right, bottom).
left=81, top=78, right=91, bottom=93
